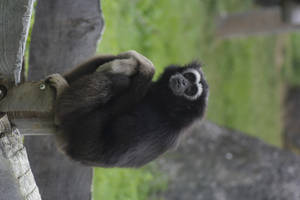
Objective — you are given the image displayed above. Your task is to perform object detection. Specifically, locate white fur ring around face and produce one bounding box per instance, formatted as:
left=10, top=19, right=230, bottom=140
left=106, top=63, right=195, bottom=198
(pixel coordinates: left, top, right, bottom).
left=182, top=69, right=201, bottom=83
left=198, top=83, right=203, bottom=96
left=183, top=82, right=203, bottom=101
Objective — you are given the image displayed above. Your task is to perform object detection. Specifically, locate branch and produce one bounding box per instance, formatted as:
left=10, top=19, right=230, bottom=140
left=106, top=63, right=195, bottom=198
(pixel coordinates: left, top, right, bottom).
left=0, top=115, right=41, bottom=199
left=0, top=79, right=56, bottom=135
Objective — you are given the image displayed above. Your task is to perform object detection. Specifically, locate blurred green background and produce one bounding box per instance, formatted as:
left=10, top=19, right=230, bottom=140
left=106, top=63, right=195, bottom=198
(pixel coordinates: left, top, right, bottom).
left=92, top=0, right=300, bottom=199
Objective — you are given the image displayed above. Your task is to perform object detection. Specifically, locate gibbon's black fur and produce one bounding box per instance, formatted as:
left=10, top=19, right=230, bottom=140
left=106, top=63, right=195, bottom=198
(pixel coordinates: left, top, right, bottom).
left=53, top=51, right=209, bottom=167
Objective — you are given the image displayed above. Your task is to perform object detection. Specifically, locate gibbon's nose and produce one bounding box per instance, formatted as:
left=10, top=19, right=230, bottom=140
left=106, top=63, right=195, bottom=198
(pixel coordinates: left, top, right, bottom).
left=172, top=76, right=190, bottom=91
left=169, top=74, right=192, bottom=96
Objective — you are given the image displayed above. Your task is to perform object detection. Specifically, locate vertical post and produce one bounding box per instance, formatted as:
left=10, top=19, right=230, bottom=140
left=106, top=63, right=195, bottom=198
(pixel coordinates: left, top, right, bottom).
left=0, top=0, right=33, bottom=84
left=0, top=0, right=41, bottom=199
left=25, top=0, right=104, bottom=199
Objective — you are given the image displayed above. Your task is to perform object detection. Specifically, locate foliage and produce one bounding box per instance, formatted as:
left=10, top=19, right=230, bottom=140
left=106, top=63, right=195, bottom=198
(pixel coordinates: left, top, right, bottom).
left=283, top=33, right=300, bottom=85
left=93, top=166, right=167, bottom=200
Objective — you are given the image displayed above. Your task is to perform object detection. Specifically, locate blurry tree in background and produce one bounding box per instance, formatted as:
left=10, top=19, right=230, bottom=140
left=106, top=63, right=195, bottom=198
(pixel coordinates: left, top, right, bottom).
left=218, top=0, right=300, bottom=38
left=283, top=84, right=300, bottom=153
left=252, top=0, right=300, bottom=154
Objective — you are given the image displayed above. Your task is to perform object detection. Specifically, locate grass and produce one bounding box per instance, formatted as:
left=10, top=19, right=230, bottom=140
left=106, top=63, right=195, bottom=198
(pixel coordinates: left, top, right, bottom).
left=93, top=165, right=167, bottom=200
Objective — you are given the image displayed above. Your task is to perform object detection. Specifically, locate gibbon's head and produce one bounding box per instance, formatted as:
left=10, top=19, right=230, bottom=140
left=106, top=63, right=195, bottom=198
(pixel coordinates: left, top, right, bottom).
left=152, top=61, right=208, bottom=124
left=153, top=61, right=208, bottom=123
left=166, top=61, right=207, bottom=101
left=169, top=67, right=202, bottom=100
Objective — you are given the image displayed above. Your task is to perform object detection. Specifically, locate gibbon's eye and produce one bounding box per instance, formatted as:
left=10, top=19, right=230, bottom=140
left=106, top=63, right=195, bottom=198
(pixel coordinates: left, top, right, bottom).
left=183, top=72, right=197, bottom=83
left=184, top=84, right=198, bottom=97
left=182, top=69, right=201, bottom=83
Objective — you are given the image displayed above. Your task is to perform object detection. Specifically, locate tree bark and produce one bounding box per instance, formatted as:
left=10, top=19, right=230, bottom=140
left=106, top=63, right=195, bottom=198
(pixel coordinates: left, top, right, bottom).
left=24, top=0, right=104, bottom=199
left=157, top=120, right=300, bottom=200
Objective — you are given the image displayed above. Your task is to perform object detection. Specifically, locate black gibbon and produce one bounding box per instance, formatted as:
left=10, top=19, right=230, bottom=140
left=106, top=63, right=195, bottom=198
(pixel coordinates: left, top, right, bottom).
left=47, top=50, right=209, bottom=167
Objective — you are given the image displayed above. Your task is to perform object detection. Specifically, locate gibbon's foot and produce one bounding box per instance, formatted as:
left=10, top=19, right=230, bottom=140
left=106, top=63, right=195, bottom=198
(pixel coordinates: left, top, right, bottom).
left=46, top=73, right=69, bottom=97
left=96, top=50, right=155, bottom=78
left=118, top=50, right=155, bottom=76
left=96, top=57, right=138, bottom=76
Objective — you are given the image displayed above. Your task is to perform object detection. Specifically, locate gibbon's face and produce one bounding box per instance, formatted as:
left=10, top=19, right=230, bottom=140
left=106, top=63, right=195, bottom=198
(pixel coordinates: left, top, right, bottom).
left=169, top=68, right=203, bottom=101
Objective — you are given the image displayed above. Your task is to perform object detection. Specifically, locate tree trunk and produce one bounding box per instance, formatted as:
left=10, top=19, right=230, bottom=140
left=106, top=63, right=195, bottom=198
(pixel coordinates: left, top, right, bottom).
left=283, top=86, right=300, bottom=153
left=24, top=0, right=104, bottom=199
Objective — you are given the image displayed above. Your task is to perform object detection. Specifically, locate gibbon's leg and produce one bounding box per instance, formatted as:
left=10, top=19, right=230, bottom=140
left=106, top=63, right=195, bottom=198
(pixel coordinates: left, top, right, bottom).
left=56, top=72, right=131, bottom=122
left=55, top=73, right=132, bottom=155
left=47, top=72, right=131, bottom=156
left=47, top=72, right=130, bottom=126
